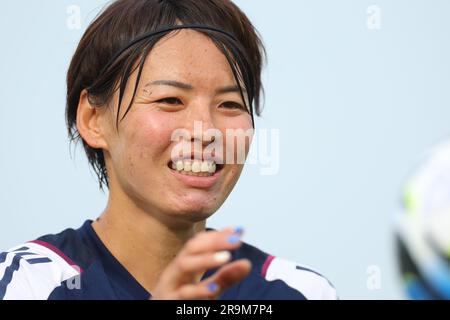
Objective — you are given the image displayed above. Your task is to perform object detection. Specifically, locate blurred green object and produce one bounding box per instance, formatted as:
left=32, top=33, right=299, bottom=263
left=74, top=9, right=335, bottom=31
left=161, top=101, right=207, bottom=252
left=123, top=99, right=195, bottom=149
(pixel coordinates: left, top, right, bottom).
left=396, top=140, right=450, bottom=299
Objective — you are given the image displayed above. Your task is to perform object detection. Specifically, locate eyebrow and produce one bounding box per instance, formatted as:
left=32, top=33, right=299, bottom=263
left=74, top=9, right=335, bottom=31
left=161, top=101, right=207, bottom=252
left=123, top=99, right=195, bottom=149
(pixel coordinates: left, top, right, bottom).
left=144, top=80, right=245, bottom=95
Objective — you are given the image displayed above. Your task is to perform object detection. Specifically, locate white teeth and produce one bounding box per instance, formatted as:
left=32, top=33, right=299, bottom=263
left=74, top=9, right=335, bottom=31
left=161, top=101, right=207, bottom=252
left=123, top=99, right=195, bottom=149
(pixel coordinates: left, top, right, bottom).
left=171, top=160, right=217, bottom=174
left=200, top=161, right=209, bottom=172
left=183, top=161, right=192, bottom=172
left=192, top=161, right=201, bottom=173
left=176, top=160, right=184, bottom=171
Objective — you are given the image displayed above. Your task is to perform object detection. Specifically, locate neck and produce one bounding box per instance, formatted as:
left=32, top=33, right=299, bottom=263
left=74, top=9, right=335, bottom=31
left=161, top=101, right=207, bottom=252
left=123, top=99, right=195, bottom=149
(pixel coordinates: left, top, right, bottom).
left=92, top=189, right=205, bottom=293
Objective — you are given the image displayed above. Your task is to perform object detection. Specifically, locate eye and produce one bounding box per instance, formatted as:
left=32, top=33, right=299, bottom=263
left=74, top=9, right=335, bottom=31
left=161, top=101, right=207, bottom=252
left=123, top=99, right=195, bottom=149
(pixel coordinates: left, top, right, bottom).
left=155, top=97, right=183, bottom=105
left=219, top=101, right=245, bottom=110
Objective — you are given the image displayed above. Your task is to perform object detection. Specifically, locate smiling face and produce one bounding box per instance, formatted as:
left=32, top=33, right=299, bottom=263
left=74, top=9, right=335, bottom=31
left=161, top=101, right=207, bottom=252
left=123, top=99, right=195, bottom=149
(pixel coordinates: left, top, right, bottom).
left=94, top=30, right=253, bottom=224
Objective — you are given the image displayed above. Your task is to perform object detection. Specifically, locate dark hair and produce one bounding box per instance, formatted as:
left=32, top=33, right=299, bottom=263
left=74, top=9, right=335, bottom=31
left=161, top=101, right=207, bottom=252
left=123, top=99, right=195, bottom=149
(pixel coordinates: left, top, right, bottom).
left=66, top=0, right=266, bottom=190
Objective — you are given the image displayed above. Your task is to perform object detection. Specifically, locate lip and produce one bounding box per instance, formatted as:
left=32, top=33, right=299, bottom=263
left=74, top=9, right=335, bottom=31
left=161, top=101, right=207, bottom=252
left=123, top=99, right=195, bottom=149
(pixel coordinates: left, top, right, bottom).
left=169, top=165, right=223, bottom=189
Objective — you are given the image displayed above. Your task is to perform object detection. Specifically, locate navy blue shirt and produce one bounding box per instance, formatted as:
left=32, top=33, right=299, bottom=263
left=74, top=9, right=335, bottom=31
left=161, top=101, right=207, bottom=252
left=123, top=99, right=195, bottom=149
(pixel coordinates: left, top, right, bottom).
left=0, top=221, right=337, bottom=300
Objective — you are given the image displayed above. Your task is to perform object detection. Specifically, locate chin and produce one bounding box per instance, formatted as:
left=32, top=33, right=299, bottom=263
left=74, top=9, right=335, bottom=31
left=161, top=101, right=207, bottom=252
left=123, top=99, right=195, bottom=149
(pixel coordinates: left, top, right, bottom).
left=167, top=197, right=222, bottom=220
left=164, top=207, right=214, bottom=224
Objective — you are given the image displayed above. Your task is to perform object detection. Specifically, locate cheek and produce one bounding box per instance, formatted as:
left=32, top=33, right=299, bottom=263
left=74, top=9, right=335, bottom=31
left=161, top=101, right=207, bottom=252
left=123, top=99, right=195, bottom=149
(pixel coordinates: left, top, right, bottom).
left=118, top=112, right=177, bottom=171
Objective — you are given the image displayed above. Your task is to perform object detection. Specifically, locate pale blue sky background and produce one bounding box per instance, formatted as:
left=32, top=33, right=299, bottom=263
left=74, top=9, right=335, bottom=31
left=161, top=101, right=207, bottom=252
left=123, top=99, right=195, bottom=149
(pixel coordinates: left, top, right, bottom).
left=1, top=0, right=450, bottom=299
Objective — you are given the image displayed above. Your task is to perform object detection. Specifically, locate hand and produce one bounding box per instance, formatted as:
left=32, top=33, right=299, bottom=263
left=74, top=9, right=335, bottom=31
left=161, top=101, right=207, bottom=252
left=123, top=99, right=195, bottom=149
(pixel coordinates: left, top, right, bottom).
left=151, top=227, right=251, bottom=299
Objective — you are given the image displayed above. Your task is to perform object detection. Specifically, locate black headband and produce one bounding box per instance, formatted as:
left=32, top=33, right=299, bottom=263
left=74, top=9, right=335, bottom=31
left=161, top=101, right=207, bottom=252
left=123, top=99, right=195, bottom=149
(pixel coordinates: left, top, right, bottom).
left=94, top=24, right=254, bottom=127
left=98, top=24, right=239, bottom=77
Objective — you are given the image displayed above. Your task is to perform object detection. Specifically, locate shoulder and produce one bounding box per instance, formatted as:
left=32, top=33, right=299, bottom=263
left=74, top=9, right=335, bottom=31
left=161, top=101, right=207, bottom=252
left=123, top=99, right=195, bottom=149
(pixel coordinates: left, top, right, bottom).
left=0, top=226, right=87, bottom=300
left=237, top=242, right=338, bottom=300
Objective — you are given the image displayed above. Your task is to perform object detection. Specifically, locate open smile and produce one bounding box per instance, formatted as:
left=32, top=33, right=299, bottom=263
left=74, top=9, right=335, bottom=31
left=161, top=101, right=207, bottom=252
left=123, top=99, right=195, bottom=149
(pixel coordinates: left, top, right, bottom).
left=167, top=159, right=224, bottom=188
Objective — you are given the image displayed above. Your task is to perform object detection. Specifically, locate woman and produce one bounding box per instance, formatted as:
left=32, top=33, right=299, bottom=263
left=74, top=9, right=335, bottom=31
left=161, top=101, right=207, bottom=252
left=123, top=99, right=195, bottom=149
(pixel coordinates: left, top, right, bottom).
left=0, top=0, right=337, bottom=300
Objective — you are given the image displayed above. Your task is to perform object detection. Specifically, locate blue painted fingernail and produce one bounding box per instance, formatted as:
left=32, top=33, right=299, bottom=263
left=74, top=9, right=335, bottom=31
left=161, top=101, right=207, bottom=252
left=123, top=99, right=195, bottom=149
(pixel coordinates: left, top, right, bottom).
left=234, top=226, right=244, bottom=235
left=228, top=234, right=240, bottom=244
left=208, top=282, right=219, bottom=293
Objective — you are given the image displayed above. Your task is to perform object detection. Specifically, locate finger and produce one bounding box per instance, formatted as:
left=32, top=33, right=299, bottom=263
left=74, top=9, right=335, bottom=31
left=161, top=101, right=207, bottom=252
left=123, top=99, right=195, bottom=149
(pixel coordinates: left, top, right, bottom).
left=175, top=282, right=222, bottom=300
left=173, top=250, right=233, bottom=283
left=201, top=259, right=252, bottom=296
left=182, top=227, right=244, bottom=256
left=163, top=227, right=245, bottom=289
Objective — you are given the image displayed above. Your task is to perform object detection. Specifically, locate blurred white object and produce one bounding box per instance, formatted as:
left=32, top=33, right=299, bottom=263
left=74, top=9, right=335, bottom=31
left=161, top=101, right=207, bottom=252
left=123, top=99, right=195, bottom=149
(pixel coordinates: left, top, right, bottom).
left=396, top=140, right=450, bottom=299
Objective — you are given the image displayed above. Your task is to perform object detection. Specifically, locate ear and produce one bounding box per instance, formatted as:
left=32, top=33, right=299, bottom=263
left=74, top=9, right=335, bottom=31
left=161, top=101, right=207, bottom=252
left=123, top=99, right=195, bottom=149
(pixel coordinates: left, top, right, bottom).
left=76, top=89, right=110, bottom=151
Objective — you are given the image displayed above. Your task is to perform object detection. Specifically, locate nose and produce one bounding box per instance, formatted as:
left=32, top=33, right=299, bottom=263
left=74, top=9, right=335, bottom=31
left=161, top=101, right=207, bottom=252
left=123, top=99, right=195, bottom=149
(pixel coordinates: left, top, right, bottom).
left=184, top=100, right=217, bottom=147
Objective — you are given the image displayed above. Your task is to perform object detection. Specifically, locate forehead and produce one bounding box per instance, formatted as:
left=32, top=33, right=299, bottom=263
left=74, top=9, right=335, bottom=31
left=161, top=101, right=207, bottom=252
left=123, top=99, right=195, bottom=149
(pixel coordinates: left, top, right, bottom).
left=141, top=29, right=236, bottom=86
